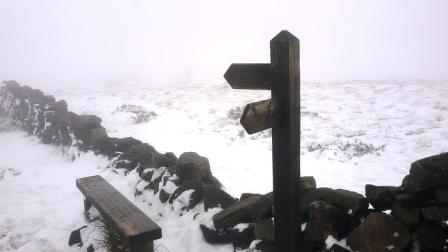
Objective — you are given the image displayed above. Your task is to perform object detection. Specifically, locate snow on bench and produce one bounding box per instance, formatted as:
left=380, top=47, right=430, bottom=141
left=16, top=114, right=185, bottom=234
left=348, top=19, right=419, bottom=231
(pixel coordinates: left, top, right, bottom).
left=76, top=175, right=161, bottom=252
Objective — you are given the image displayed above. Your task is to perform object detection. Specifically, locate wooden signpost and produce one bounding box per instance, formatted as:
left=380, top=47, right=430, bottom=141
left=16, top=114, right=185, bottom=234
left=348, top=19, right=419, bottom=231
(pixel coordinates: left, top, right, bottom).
left=224, top=30, right=300, bottom=251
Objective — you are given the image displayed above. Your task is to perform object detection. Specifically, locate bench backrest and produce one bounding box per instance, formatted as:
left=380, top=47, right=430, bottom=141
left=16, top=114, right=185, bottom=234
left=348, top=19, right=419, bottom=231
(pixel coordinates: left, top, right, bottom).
left=76, top=175, right=162, bottom=247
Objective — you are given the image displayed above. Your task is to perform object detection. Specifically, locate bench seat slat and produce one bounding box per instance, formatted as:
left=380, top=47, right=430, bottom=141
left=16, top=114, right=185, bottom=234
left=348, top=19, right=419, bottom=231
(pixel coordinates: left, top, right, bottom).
left=76, top=175, right=161, bottom=245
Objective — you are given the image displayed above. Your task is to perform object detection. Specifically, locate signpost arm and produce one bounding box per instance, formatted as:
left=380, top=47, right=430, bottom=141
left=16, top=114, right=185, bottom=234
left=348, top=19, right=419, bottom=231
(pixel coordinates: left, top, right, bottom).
left=270, top=30, right=301, bottom=252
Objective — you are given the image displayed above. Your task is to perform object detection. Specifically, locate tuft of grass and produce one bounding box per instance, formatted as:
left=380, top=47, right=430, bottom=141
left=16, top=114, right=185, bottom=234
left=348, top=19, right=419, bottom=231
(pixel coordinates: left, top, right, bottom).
left=84, top=207, right=130, bottom=252
left=115, top=104, right=157, bottom=124
left=306, top=140, right=386, bottom=159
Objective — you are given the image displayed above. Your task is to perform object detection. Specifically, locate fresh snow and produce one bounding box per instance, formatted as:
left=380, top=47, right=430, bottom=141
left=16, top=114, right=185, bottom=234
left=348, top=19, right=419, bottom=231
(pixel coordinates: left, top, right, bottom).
left=324, top=235, right=349, bottom=250
left=45, top=80, right=448, bottom=196
left=0, top=119, right=231, bottom=252
left=2, top=79, right=448, bottom=251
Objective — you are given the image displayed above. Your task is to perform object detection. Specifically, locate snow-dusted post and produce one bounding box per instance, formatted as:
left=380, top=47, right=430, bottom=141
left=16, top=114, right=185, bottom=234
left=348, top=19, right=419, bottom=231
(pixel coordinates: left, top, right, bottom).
left=224, top=30, right=301, bottom=252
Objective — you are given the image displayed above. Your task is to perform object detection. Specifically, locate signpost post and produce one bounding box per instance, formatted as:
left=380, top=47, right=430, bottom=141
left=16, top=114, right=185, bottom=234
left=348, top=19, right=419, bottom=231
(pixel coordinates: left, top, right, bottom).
left=224, top=30, right=301, bottom=252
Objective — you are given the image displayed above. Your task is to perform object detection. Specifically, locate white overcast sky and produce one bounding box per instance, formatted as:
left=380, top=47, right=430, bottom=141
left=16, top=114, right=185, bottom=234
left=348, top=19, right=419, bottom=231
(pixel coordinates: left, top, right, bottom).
left=0, top=0, right=447, bottom=87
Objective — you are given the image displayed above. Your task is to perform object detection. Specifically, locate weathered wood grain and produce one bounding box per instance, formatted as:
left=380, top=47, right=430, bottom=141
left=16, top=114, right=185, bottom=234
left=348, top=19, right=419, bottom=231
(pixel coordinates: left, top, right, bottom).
left=76, top=175, right=161, bottom=249
left=270, top=30, right=301, bottom=252
left=240, top=99, right=273, bottom=134
left=224, top=63, right=271, bottom=90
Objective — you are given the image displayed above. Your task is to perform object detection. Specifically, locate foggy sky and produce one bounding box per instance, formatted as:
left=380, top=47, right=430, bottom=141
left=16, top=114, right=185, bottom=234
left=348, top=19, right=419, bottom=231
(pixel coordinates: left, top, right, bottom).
left=1, top=0, right=448, bottom=88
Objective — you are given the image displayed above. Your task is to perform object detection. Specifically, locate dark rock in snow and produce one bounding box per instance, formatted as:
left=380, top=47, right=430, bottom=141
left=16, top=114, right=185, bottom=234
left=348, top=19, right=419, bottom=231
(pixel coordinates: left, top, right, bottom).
left=394, top=189, right=435, bottom=207
left=174, top=152, right=212, bottom=183
left=68, top=225, right=87, bottom=247
left=305, top=201, right=351, bottom=242
left=159, top=189, right=171, bottom=203
left=421, top=205, right=448, bottom=222
left=240, top=193, right=262, bottom=201
left=415, top=222, right=448, bottom=251
left=434, top=187, right=448, bottom=203
left=254, top=241, right=277, bottom=252
left=300, top=176, right=317, bottom=191
left=365, top=184, right=400, bottom=211
left=203, top=185, right=237, bottom=211
left=213, top=195, right=261, bottom=230
left=230, top=223, right=255, bottom=249
left=156, top=152, right=177, bottom=168
left=168, top=180, right=203, bottom=210
left=326, top=244, right=351, bottom=252
left=115, top=143, right=159, bottom=170
left=390, top=204, right=420, bottom=229
left=112, top=137, right=142, bottom=153
left=254, top=218, right=275, bottom=243
left=92, top=137, right=119, bottom=158
left=54, top=99, right=68, bottom=114
left=69, top=114, right=102, bottom=132
left=140, top=169, right=154, bottom=182
left=402, top=152, right=448, bottom=192
left=250, top=192, right=273, bottom=221
left=347, top=212, right=411, bottom=252
left=300, top=188, right=368, bottom=216
left=86, top=244, right=94, bottom=252
left=146, top=168, right=165, bottom=192
left=199, top=224, right=231, bottom=244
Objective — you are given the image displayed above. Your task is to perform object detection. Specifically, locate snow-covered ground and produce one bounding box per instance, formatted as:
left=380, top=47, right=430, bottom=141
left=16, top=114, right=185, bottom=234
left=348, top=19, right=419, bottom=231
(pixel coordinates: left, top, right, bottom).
left=0, top=116, right=232, bottom=252
left=2, top=79, right=448, bottom=251
left=46, top=79, right=448, bottom=195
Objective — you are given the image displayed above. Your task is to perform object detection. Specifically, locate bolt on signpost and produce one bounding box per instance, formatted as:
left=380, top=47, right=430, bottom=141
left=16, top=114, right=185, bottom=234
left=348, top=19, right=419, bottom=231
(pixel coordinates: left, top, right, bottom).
left=224, top=30, right=301, bottom=252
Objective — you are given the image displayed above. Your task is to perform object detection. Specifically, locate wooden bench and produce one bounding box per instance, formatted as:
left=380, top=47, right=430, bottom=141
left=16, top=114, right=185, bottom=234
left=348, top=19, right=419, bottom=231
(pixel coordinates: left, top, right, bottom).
left=76, top=175, right=162, bottom=252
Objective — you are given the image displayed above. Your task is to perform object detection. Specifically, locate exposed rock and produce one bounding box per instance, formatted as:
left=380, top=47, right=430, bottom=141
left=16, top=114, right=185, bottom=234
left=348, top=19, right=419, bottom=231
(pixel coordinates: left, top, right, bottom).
left=204, top=175, right=223, bottom=188
left=305, top=201, right=351, bottom=242
left=175, top=152, right=212, bottom=183
left=365, top=184, right=399, bottom=211
left=159, top=189, right=171, bottom=203
left=402, top=153, right=448, bottom=192
left=415, top=222, right=448, bottom=251
left=240, top=193, right=262, bottom=201
left=421, top=205, right=448, bottom=222
left=112, top=137, right=142, bottom=153
left=168, top=180, right=203, bottom=210
left=156, top=152, right=177, bottom=168
left=254, top=241, right=277, bottom=252
left=203, top=185, right=237, bottom=211
left=325, top=244, right=351, bottom=252
left=69, top=114, right=102, bottom=132
left=300, top=176, right=316, bottom=191
left=88, top=127, right=108, bottom=144
left=255, top=218, right=274, bottom=243
left=394, top=189, right=435, bottom=207
left=213, top=195, right=261, bottom=229
left=54, top=99, right=68, bottom=114
left=199, top=224, right=231, bottom=244
left=434, top=188, right=448, bottom=203
left=230, top=224, right=255, bottom=249
left=390, top=204, right=420, bottom=229
left=250, top=192, right=273, bottom=221
left=347, top=212, right=411, bottom=252
left=92, top=137, right=119, bottom=158
left=140, top=169, right=154, bottom=182
left=301, top=188, right=368, bottom=216
left=115, top=143, right=159, bottom=170
left=145, top=168, right=165, bottom=192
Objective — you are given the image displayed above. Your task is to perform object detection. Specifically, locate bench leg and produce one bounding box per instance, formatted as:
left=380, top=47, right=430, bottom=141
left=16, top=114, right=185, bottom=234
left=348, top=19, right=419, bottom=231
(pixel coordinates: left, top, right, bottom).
left=130, top=242, right=154, bottom=252
left=83, top=199, right=91, bottom=213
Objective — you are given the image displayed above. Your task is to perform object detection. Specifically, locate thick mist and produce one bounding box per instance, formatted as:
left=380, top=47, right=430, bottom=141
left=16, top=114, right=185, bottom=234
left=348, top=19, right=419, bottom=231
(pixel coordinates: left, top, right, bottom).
left=1, top=0, right=448, bottom=88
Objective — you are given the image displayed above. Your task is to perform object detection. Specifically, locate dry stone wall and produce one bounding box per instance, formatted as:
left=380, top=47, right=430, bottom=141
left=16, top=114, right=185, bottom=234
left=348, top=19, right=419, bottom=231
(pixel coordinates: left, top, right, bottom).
left=2, top=80, right=448, bottom=251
